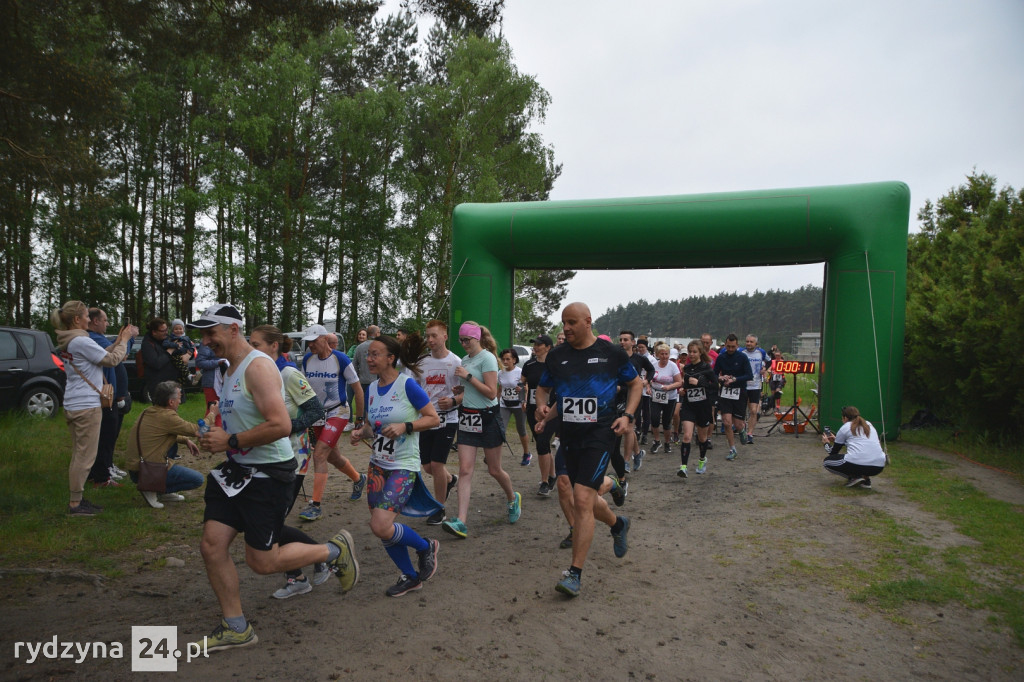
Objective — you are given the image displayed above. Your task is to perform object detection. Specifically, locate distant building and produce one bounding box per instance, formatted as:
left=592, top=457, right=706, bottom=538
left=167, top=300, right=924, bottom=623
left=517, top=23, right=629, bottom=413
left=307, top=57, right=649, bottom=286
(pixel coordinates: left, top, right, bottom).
left=791, top=332, right=821, bottom=361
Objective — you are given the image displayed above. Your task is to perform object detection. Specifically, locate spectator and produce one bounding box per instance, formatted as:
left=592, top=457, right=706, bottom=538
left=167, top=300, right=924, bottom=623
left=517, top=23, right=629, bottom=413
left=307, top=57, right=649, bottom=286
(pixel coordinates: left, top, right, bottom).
left=821, top=405, right=886, bottom=489
left=126, top=380, right=205, bottom=508
left=141, top=317, right=181, bottom=401
left=86, top=307, right=132, bottom=487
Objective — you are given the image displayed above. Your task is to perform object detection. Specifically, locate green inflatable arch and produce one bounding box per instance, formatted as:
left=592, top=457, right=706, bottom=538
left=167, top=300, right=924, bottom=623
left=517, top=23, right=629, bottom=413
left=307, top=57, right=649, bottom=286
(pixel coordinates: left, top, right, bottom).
left=449, top=181, right=910, bottom=439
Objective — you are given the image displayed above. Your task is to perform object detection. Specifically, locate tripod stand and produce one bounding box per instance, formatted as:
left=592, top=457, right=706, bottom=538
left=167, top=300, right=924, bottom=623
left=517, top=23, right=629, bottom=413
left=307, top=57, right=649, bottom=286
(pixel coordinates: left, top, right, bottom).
left=766, top=371, right=820, bottom=438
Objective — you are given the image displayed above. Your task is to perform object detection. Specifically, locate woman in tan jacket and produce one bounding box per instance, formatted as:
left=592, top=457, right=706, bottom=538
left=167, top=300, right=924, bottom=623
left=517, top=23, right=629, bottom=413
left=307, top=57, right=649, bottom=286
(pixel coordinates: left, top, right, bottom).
left=126, top=380, right=205, bottom=508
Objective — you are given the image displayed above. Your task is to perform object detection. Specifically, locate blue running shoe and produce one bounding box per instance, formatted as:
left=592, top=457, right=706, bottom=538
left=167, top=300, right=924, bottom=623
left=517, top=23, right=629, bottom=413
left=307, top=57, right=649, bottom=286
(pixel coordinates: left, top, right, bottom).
left=350, top=473, right=367, bottom=501
left=612, top=516, right=630, bottom=558
left=556, top=570, right=580, bottom=597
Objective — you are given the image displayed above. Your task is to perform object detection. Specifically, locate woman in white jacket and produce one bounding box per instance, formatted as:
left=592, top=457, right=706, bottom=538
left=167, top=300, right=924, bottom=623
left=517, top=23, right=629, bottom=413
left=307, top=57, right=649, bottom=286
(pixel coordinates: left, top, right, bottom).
left=821, top=405, right=886, bottom=489
left=52, top=300, right=137, bottom=515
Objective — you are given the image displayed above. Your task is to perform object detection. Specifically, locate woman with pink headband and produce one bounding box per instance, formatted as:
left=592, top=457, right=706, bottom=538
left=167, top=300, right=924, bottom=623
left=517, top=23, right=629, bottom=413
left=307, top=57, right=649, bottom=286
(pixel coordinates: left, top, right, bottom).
left=442, top=321, right=522, bottom=538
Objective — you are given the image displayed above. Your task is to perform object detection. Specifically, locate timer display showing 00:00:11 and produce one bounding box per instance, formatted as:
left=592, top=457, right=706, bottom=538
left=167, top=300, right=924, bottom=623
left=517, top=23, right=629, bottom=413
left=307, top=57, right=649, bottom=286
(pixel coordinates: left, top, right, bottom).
left=771, top=359, right=816, bottom=374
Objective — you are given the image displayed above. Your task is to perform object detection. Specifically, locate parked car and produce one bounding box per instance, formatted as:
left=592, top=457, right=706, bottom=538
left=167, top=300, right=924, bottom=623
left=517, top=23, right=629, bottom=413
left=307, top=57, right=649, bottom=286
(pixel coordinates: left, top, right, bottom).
left=0, top=326, right=67, bottom=418
left=512, top=345, right=533, bottom=368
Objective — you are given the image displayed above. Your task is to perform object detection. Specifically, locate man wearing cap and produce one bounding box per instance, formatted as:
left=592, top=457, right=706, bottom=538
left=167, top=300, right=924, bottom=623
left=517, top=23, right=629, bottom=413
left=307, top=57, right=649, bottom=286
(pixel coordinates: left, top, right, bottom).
left=522, top=334, right=558, bottom=497
left=534, top=302, right=641, bottom=598
left=297, top=324, right=367, bottom=521
left=188, top=304, right=359, bottom=652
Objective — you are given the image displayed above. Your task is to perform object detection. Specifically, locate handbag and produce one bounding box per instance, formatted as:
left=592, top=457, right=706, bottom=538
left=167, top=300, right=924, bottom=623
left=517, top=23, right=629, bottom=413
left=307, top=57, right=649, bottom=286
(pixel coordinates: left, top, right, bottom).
left=134, top=411, right=167, bottom=493
left=69, top=360, right=115, bottom=408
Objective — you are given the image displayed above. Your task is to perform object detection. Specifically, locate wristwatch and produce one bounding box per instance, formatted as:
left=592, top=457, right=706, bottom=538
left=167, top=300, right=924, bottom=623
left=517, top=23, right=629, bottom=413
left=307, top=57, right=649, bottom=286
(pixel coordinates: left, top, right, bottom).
left=405, top=422, right=414, bottom=435
left=228, top=433, right=239, bottom=450
left=623, top=412, right=635, bottom=423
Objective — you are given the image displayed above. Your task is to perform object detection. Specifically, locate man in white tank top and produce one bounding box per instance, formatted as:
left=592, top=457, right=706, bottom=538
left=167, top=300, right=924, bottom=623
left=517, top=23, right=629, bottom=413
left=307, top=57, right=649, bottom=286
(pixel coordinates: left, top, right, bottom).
left=188, top=304, right=359, bottom=652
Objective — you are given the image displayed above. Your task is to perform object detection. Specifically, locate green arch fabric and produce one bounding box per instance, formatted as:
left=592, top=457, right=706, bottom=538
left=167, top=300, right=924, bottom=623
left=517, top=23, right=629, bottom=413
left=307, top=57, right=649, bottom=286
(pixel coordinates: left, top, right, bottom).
left=449, top=181, right=909, bottom=439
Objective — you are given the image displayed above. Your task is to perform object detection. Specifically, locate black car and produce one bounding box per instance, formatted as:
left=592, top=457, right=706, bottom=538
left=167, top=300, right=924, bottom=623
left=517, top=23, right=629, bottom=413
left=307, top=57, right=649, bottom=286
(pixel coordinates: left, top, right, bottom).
left=0, top=326, right=67, bottom=418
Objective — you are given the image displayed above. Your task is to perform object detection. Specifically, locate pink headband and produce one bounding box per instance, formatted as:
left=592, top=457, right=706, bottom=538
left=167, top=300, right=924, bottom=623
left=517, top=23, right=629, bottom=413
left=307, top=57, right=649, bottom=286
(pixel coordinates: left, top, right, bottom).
left=458, top=323, right=481, bottom=340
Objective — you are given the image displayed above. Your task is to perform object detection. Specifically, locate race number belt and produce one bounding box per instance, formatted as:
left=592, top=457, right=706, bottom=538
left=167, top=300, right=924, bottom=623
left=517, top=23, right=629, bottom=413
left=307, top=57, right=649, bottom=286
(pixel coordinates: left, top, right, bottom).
left=720, top=386, right=741, bottom=400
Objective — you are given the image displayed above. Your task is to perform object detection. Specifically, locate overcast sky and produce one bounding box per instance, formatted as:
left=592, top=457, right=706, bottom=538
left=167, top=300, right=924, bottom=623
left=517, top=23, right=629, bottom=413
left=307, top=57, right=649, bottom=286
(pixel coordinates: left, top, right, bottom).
left=384, top=1, right=1024, bottom=322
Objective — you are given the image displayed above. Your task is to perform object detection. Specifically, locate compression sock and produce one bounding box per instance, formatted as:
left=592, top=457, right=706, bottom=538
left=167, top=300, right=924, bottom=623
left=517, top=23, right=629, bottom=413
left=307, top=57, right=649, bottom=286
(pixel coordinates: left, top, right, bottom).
left=389, top=522, right=429, bottom=552
left=680, top=442, right=691, bottom=466
left=383, top=524, right=426, bottom=578
left=312, top=473, right=328, bottom=504
left=339, top=459, right=361, bottom=482
left=698, top=438, right=708, bottom=459
left=224, top=615, right=248, bottom=633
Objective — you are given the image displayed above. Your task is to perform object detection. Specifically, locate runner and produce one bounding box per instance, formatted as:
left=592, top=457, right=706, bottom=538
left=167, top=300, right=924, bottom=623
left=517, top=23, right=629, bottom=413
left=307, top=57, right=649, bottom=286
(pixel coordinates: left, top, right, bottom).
left=296, top=324, right=367, bottom=521
left=522, top=334, right=558, bottom=496
left=768, top=349, right=786, bottom=410
left=498, top=348, right=531, bottom=466
left=349, top=334, right=441, bottom=597
left=648, top=343, right=682, bottom=455
left=741, top=334, right=769, bottom=445
left=441, top=322, right=521, bottom=539
left=678, top=340, right=718, bottom=477
left=618, top=330, right=655, bottom=472
left=417, top=320, right=460, bottom=525
left=248, top=325, right=331, bottom=599
left=188, top=304, right=358, bottom=651
left=634, top=338, right=655, bottom=445
left=534, top=302, right=641, bottom=598
left=713, top=334, right=753, bottom=461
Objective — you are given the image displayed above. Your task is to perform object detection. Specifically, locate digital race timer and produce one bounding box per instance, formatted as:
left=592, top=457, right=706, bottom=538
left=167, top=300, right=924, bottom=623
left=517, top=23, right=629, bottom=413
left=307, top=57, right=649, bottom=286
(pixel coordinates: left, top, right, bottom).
left=771, top=359, right=816, bottom=374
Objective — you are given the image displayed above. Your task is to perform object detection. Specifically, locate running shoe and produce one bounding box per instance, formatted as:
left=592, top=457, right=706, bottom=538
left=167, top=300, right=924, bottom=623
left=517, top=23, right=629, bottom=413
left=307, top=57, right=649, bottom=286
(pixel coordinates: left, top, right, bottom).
left=508, top=491, right=522, bottom=523
left=537, top=481, right=551, bottom=497
left=861, top=478, right=873, bottom=489
left=92, top=479, right=121, bottom=488
left=521, top=452, right=532, bottom=466
left=158, top=493, right=185, bottom=502
left=445, top=474, right=458, bottom=501
left=612, top=516, right=630, bottom=558
left=746, top=434, right=754, bottom=445
left=559, top=529, right=573, bottom=549
left=739, top=428, right=747, bottom=443
left=696, top=458, right=707, bottom=474
left=108, top=466, right=125, bottom=481
left=650, top=441, right=661, bottom=454
left=640, top=434, right=648, bottom=445
left=726, top=447, right=737, bottom=461
left=272, top=577, right=312, bottom=599
left=426, top=508, right=445, bottom=525
left=556, top=569, right=580, bottom=598
left=327, top=529, right=359, bottom=593
left=139, top=490, right=164, bottom=509
left=677, top=465, right=688, bottom=478
left=705, top=439, right=714, bottom=450
left=845, top=476, right=866, bottom=488
left=610, top=478, right=626, bottom=507
left=624, top=461, right=631, bottom=473
left=417, top=538, right=439, bottom=581
left=633, top=449, right=645, bottom=471
left=298, top=503, right=322, bottom=521
left=664, top=442, right=672, bottom=454
left=386, top=574, right=423, bottom=597
left=194, top=620, right=257, bottom=652
left=350, top=473, right=368, bottom=501
left=671, top=432, right=680, bottom=444
left=442, top=517, right=468, bottom=539
left=311, top=563, right=333, bottom=586
left=68, top=501, right=99, bottom=516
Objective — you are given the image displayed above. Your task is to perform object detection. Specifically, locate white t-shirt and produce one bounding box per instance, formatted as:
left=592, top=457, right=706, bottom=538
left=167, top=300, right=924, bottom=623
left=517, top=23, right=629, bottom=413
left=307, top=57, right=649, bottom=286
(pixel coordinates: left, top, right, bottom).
left=497, top=367, right=524, bottom=408
left=418, top=350, right=461, bottom=427
left=62, top=335, right=112, bottom=411
left=833, top=420, right=886, bottom=467
left=651, top=360, right=681, bottom=403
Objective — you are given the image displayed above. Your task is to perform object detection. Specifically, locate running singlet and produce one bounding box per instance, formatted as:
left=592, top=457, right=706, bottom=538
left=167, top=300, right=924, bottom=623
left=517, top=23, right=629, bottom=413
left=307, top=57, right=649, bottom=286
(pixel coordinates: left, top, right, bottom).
left=742, top=347, right=768, bottom=391
left=366, top=375, right=430, bottom=471
left=303, top=350, right=358, bottom=418
left=281, top=365, right=317, bottom=466
left=219, top=349, right=293, bottom=465
left=418, top=351, right=461, bottom=428
left=539, top=338, right=637, bottom=442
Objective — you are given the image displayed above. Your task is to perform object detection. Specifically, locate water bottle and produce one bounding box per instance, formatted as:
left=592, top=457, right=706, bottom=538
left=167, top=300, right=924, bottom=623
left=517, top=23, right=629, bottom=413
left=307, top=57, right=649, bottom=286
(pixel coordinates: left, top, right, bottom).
left=198, top=418, right=210, bottom=436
